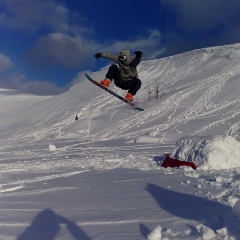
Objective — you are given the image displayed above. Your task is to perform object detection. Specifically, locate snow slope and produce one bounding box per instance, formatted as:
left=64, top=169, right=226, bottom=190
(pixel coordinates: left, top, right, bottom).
left=1, top=44, right=240, bottom=239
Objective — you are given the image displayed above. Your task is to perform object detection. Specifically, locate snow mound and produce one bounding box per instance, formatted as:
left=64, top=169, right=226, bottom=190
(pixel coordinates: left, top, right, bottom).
left=135, top=136, right=159, bottom=143
left=49, top=144, right=57, bottom=151
left=199, top=225, right=216, bottom=239
left=147, top=225, right=162, bottom=240
left=170, top=135, right=240, bottom=170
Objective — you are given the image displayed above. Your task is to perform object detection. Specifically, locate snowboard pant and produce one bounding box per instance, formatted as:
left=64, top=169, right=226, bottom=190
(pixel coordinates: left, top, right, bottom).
left=106, top=64, right=141, bottom=96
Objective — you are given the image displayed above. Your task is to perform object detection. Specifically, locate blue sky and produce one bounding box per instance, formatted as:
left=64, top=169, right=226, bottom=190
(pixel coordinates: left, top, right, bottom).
left=0, top=0, right=240, bottom=95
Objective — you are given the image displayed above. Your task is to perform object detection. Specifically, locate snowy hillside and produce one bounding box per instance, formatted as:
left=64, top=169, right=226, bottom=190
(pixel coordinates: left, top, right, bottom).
left=1, top=44, right=240, bottom=240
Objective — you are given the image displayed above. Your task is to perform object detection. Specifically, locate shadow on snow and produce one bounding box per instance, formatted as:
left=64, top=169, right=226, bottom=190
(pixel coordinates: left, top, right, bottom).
left=143, top=183, right=240, bottom=238
left=16, top=208, right=91, bottom=240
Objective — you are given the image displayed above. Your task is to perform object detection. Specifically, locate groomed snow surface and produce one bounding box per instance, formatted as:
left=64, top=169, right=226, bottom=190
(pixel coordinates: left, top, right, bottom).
left=1, top=44, right=240, bottom=239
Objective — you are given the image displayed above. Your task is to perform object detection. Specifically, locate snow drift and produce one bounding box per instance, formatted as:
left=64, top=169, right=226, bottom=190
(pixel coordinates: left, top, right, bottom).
left=170, top=135, right=240, bottom=170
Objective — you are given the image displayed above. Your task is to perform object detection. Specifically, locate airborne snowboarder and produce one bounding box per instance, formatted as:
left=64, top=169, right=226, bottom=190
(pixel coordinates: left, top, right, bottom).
left=95, top=49, right=142, bottom=102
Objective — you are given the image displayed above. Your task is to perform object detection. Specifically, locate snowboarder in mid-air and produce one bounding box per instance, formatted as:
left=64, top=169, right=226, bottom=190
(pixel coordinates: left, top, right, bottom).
left=95, top=49, right=142, bottom=102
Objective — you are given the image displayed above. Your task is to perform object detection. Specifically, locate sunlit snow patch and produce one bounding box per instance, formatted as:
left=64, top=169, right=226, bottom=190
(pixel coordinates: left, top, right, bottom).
left=135, top=136, right=159, bottom=143
left=49, top=144, right=57, bottom=151
left=147, top=225, right=162, bottom=240
left=170, top=135, right=240, bottom=170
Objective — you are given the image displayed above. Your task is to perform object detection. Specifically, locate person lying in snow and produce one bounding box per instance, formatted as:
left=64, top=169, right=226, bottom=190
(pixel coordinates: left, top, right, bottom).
left=95, top=49, right=142, bottom=102
left=162, top=154, right=197, bottom=169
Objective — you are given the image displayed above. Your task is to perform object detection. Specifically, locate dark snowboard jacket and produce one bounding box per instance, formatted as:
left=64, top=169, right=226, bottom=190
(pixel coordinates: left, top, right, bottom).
left=100, top=49, right=141, bottom=81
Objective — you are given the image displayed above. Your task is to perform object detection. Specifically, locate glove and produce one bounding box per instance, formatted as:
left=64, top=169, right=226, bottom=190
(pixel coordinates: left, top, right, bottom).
left=95, top=53, right=101, bottom=59
left=134, top=51, right=142, bottom=58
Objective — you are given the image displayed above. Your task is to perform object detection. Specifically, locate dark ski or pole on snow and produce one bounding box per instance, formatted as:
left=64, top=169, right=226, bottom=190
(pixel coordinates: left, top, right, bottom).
left=85, top=73, right=144, bottom=111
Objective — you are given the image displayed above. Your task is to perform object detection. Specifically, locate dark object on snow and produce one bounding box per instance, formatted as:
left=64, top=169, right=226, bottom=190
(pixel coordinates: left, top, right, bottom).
left=75, top=115, right=78, bottom=121
left=162, top=153, right=196, bottom=170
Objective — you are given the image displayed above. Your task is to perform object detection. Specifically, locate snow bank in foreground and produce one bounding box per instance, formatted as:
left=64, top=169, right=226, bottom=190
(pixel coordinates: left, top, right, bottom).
left=147, top=225, right=162, bottom=240
left=170, top=135, right=240, bottom=170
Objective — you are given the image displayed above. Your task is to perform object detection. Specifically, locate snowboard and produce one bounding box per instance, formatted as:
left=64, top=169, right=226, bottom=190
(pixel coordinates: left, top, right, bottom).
left=85, top=73, right=144, bottom=111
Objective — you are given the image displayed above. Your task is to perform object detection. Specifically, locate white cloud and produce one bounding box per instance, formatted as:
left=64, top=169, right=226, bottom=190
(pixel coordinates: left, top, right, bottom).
left=101, top=29, right=164, bottom=59
left=0, top=0, right=164, bottom=71
left=20, top=80, right=66, bottom=95
left=0, top=0, right=88, bottom=35
left=26, top=29, right=164, bottom=70
left=0, top=52, right=65, bottom=95
left=0, top=0, right=99, bottom=70
left=0, top=70, right=65, bottom=95
left=0, top=0, right=57, bottom=31
left=26, top=33, right=99, bottom=69
left=0, top=54, right=14, bottom=72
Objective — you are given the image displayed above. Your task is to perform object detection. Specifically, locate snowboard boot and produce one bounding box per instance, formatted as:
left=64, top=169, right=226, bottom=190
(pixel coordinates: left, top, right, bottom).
left=125, top=93, right=133, bottom=102
left=100, top=78, right=112, bottom=88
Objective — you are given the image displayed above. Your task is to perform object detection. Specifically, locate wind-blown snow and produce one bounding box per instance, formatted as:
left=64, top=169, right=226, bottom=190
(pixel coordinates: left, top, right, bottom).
left=1, top=44, right=240, bottom=239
